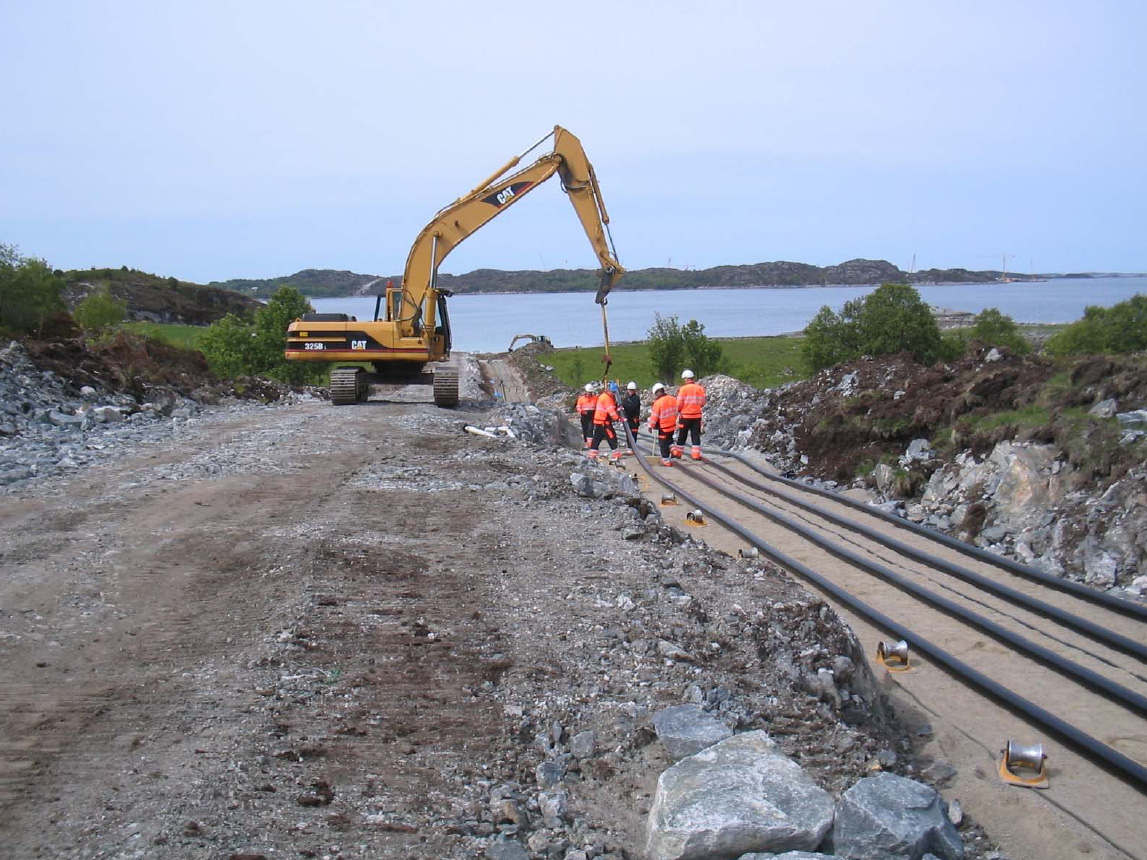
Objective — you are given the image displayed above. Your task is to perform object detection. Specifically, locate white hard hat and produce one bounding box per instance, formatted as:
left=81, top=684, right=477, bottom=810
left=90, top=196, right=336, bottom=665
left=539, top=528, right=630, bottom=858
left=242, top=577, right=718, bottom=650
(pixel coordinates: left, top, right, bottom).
left=681, top=369, right=695, bottom=379
left=627, top=381, right=637, bottom=390
left=584, top=383, right=594, bottom=392
left=651, top=382, right=665, bottom=393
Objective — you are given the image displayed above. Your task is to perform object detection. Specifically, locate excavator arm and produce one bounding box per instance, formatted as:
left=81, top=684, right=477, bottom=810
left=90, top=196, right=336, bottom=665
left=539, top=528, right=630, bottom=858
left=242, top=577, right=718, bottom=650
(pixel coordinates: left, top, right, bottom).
left=389, top=125, right=624, bottom=339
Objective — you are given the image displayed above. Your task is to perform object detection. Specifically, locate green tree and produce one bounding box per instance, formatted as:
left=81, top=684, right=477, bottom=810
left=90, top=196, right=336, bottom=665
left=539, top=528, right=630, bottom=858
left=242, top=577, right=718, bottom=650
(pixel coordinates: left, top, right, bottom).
left=252, top=286, right=320, bottom=383
left=857, top=283, right=941, bottom=364
left=198, top=313, right=258, bottom=378
left=198, top=285, right=324, bottom=383
left=73, top=286, right=127, bottom=333
left=802, top=305, right=855, bottom=371
left=971, top=307, right=1028, bottom=354
left=802, top=283, right=941, bottom=371
left=646, top=314, right=686, bottom=383
left=0, top=244, right=66, bottom=335
left=681, top=319, right=723, bottom=378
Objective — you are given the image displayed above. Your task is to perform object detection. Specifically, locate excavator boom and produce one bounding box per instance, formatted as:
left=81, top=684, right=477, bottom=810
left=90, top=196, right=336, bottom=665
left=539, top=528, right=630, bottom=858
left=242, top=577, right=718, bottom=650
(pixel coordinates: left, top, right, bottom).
left=398, top=124, right=624, bottom=331
left=285, top=125, right=623, bottom=406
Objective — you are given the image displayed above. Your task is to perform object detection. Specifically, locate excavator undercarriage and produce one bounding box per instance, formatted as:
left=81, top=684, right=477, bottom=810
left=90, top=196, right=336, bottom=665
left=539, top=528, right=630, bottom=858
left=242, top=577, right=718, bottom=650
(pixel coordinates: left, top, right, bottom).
left=328, top=364, right=460, bottom=407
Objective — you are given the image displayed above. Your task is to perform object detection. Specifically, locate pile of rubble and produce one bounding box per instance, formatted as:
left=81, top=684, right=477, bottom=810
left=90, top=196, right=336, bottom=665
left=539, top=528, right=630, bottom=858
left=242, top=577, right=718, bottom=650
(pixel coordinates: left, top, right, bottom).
left=0, top=340, right=310, bottom=490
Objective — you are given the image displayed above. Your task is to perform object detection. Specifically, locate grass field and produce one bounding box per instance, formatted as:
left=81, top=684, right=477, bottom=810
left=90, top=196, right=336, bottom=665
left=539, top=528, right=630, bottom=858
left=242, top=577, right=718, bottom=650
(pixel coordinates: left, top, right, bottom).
left=545, top=335, right=809, bottom=390
left=123, top=321, right=206, bottom=349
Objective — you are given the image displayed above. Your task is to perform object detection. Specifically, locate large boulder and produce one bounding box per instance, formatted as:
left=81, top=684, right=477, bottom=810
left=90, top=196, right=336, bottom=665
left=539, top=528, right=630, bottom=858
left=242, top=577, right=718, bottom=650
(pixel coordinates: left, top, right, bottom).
left=645, top=731, right=834, bottom=860
left=652, top=704, right=733, bottom=762
left=830, top=772, right=963, bottom=860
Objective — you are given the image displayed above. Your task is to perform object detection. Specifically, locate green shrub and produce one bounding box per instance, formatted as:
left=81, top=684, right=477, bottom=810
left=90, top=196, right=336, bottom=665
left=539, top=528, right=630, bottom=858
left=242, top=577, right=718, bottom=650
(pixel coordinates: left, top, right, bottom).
left=646, top=314, right=727, bottom=382
left=971, top=308, right=1029, bottom=354
left=74, top=286, right=127, bottom=332
left=0, top=243, right=66, bottom=335
left=1046, top=295, right=1147, bottom=356
left=802, top=283, right=941, bottom=371
left=198, top=286, right=325, bottom=383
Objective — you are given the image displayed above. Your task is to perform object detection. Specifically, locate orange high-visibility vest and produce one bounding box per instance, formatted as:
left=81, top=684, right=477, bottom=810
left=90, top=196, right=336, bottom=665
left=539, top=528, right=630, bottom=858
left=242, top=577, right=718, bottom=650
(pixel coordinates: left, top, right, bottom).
left=593, top=390, right=619, bottom=425
left=576, top=393, right=598, bottom=415
left=649, top=394, right=679, bottom=432
left=677, top=382, right=706, bottom=419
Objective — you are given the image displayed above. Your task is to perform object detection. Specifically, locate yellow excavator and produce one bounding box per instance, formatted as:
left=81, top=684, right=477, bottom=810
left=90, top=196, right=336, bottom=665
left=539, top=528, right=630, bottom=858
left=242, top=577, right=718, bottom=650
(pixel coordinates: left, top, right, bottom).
left=284, top=125, right=624, bottom=406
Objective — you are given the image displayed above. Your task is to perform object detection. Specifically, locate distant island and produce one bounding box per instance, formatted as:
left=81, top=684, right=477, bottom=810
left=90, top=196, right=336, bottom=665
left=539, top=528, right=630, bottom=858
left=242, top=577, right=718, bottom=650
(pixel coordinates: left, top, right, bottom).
left=208, top=259, right=1144, bottom=300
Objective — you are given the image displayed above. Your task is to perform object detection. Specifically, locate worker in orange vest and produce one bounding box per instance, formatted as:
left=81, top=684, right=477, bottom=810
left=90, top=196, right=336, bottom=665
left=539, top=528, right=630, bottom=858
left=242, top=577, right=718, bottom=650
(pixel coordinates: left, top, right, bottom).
left=648, top=382, right=680, bottom=466
left=675, top=369, right=707, bottom=460
left=575, top=383, right=598, bottom=449
left=588, top=383, right=623, bottom=461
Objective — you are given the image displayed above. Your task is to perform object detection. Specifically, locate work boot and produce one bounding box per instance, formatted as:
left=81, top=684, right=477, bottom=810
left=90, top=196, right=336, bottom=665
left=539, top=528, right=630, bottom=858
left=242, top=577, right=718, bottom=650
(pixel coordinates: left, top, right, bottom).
left=660, top=459, right=674, bottom=467
left=691, top=449, right=703, bottom=461
left=609, top=450, right=623, bottom=462
left=586, top=449, right=598, bottom=460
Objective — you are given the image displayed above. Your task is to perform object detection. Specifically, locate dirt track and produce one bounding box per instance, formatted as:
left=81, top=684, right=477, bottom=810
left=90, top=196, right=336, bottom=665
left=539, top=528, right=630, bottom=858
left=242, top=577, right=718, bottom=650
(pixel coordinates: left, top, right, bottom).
left=0, top=390, right=897, bottom=859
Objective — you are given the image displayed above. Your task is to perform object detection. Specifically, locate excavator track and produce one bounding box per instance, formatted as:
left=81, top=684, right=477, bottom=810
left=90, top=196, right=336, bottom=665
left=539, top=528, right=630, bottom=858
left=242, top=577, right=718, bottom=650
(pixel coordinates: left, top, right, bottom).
left=432, top=365, right=460, bottom=407
left=329, top=367, right=363, bottom=405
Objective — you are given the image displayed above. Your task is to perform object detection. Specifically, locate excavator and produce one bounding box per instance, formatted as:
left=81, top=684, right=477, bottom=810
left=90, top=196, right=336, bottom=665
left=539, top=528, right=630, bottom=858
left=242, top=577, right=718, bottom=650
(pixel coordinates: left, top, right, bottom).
left=507, top=333, right=551, bottom=352
left=284, top=125, right=624, bottom=406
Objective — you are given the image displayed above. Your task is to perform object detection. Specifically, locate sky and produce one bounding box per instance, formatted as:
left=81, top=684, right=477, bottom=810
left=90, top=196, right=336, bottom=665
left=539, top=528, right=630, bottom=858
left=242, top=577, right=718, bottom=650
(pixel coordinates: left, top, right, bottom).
left=2, top=0, right=1145, bottom=283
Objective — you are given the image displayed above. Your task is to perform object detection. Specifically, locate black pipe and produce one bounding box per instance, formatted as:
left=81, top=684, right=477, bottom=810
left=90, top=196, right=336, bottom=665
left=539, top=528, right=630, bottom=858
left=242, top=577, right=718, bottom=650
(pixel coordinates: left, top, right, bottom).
left=621, top=429, right=1147, bottom=792
left=721, top=446, right=1147, bottom=622
left=699, top=457, right=1147, bottom=663
left=676, top=461, right=1147, bottom=719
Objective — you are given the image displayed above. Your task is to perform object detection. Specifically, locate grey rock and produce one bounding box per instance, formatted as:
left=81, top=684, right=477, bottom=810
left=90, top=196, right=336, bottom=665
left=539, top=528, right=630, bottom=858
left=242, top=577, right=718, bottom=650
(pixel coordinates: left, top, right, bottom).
left=980, top=525, right=1007, bottom=543
left=737, top=854, right=836, bottom=859
left=984, top=348, right=1002, bottom=362
left=539, top=789, right=568, bottom=826
left=1117, top=409, right=1147, bottom=428
left=91, top=405, right=125, bottom=423
left=905, top=438, right=933, bottom=462
left=570, top=731, right=596, bottom=759
left=872, top=464, right=895, bottom=493
left=657, top=640, right=695, bottom=662
left=570, top=472, right=595, bottom=497
left=1088, top=398, right=1118, bottom=418
left=536, top=759, right=565, bottom=789
left=947, top=799, right=963, bottom=828
left=47, top=410, right=83, bottom=428
left=652, top=705, right=733, bottom=762
left=486, top=839, right=530, bottom=860
left=645, top=731, right=834, bottom=860
left=1084, top=551, right=1118, bottom=588
left=832, top=772, right=963, bottom=860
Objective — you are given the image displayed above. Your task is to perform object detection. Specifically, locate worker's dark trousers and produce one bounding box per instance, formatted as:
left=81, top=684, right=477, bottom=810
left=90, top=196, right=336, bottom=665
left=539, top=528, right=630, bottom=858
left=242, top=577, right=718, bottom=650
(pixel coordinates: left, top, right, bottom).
left=580, top=413, right=594, bottom=445
left=657, top=429, right=674, bottom=460
left=676, top=417, right=701, bottom=447
left=625, top=417, right=640, bottom=447
left=591, top=423, right=618, bottom=451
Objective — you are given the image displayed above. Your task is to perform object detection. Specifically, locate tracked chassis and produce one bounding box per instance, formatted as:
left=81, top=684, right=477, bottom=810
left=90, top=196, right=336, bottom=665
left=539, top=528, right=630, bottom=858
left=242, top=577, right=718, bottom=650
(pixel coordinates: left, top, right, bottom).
left=329, top=365, right=460, bottom=407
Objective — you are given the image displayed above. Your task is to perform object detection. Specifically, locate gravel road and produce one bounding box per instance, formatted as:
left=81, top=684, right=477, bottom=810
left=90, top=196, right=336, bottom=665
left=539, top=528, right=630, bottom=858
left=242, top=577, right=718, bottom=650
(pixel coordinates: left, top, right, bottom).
left=0, top=379, right=927, bottom=860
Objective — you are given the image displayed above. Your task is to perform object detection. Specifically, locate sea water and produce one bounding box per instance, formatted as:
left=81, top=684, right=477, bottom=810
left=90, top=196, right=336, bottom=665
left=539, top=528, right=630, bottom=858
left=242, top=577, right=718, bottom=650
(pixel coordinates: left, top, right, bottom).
left=311, top=276, right=1147, bottom=354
